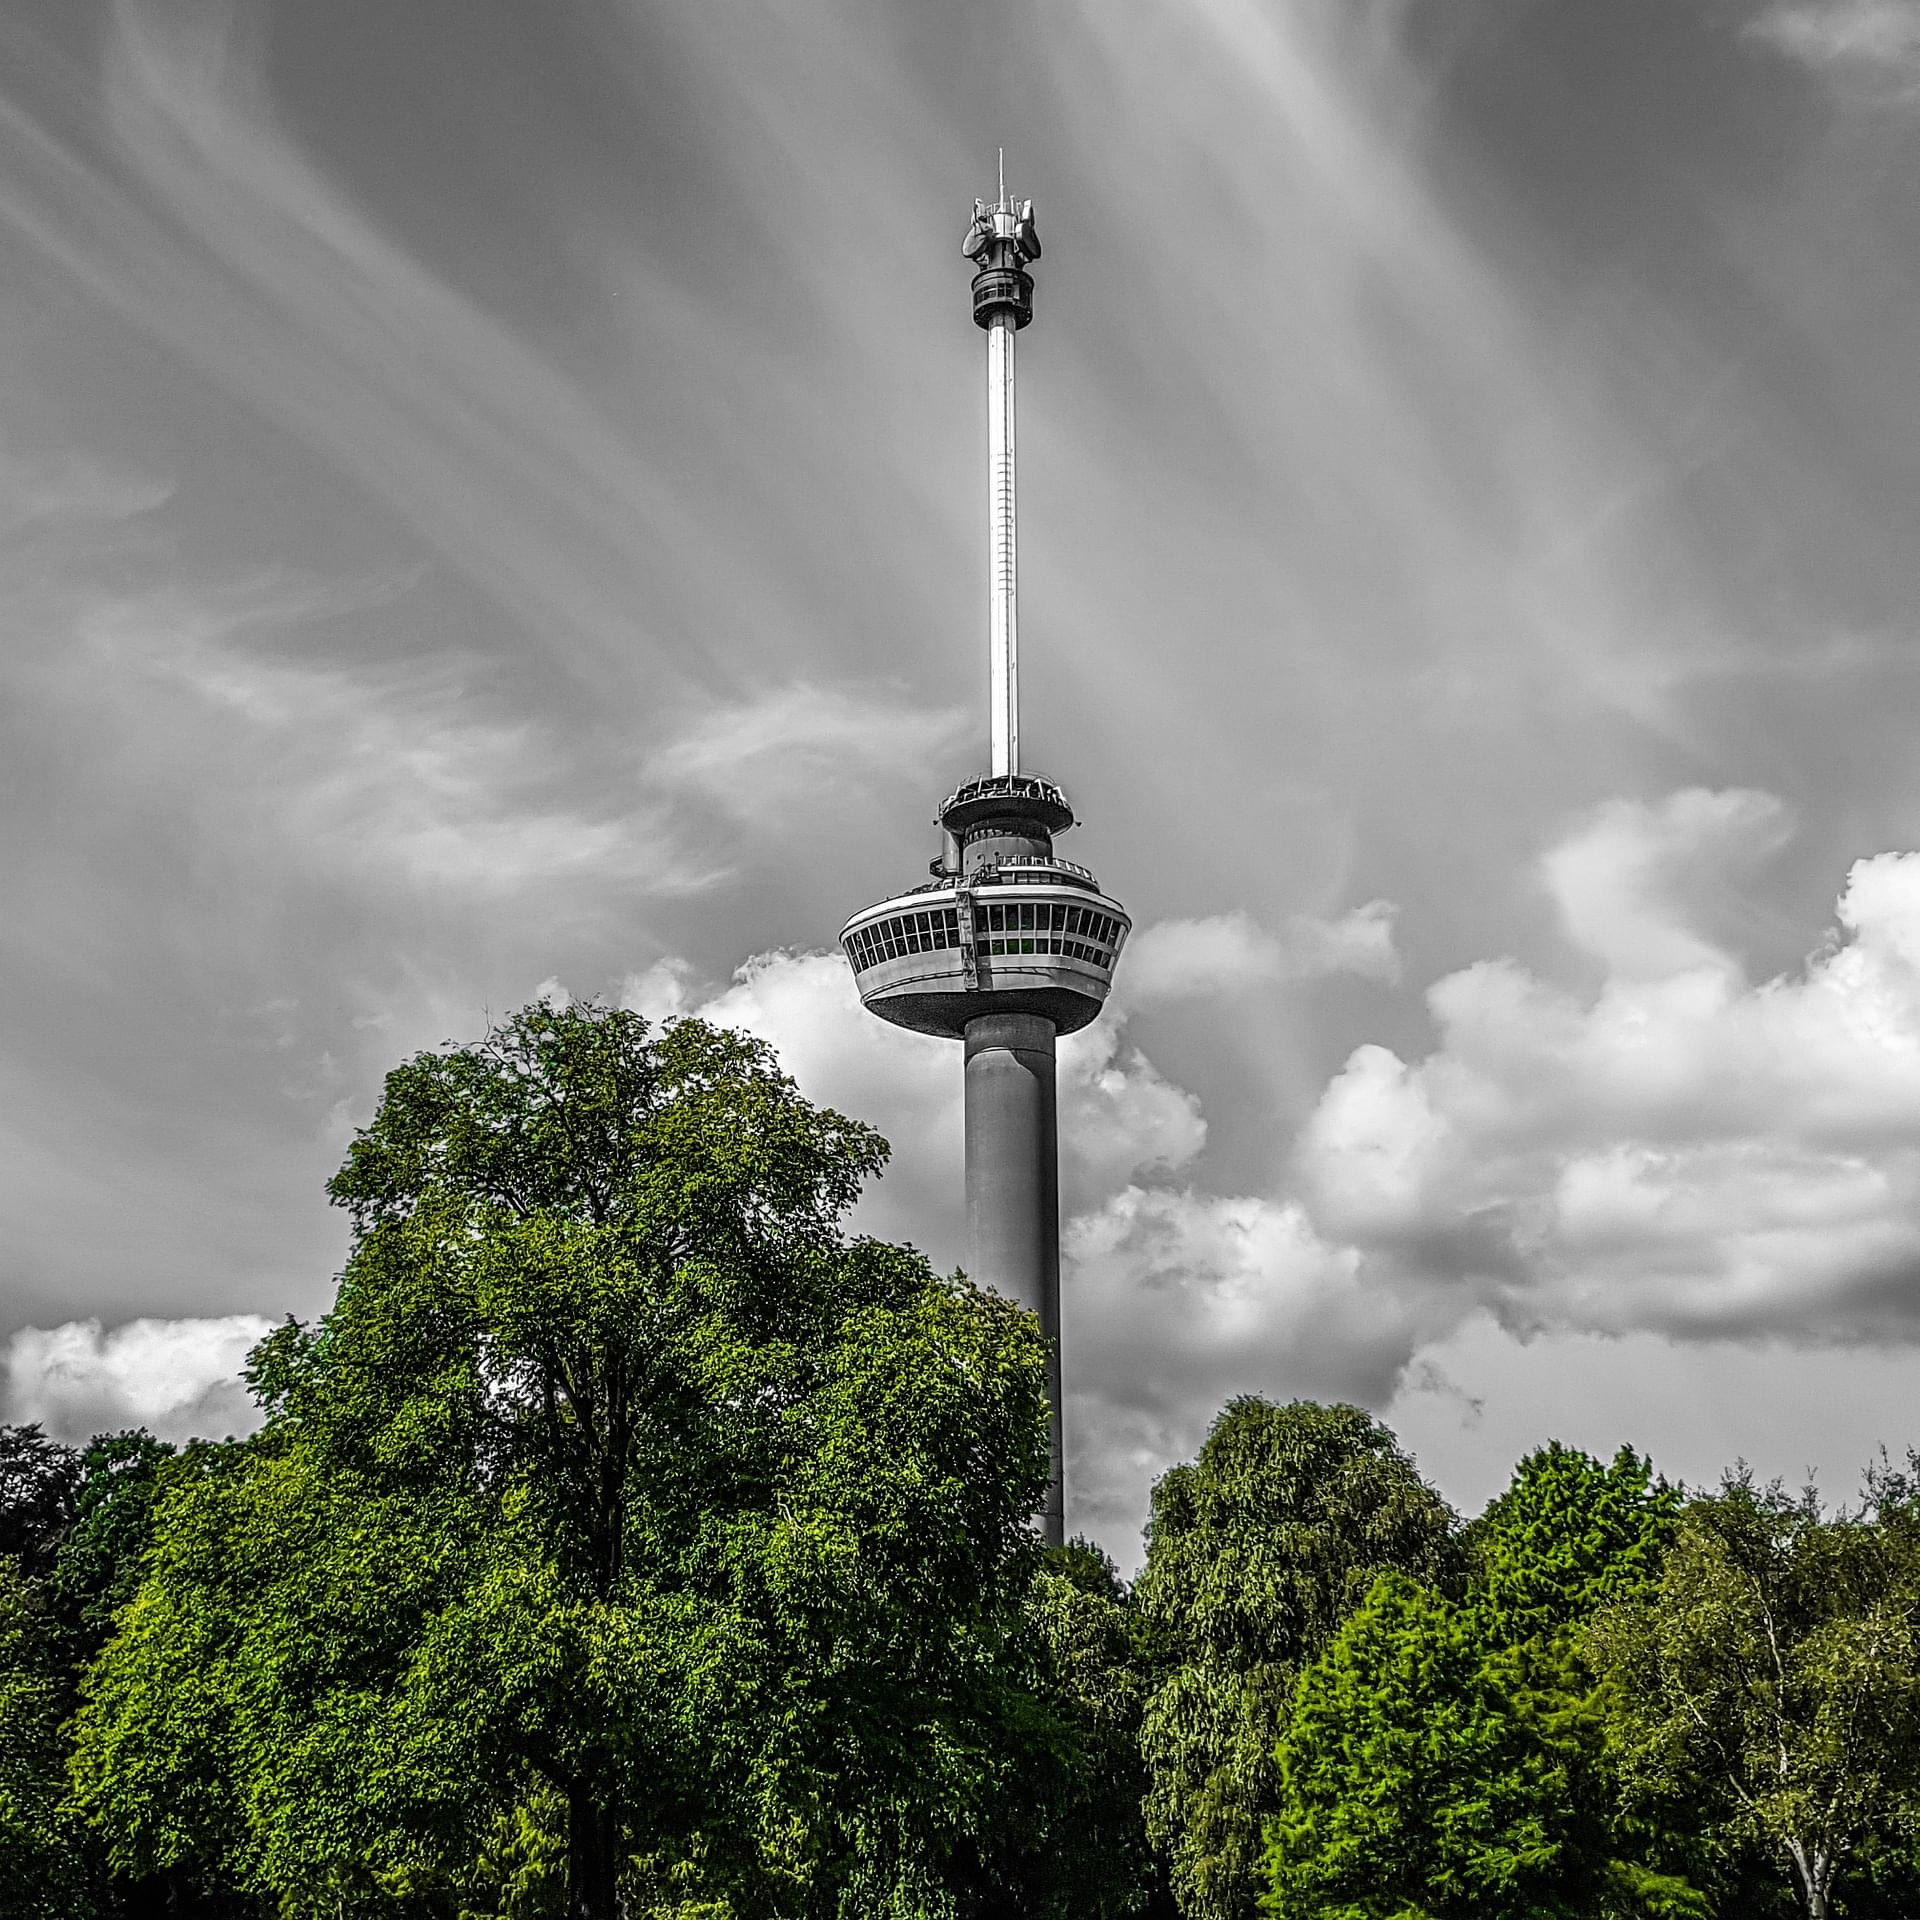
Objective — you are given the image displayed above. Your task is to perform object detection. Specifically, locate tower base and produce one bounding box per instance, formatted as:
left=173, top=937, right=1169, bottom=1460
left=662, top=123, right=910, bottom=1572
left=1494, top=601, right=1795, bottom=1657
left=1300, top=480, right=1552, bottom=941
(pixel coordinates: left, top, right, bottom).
left=964, top=1011, right=1063, bottom=1547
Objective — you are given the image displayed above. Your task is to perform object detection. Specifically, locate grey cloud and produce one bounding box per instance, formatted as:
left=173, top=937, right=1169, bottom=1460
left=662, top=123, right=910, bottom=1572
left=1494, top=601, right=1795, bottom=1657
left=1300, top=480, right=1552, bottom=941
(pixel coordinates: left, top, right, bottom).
left=2, top=1315, right=271, bottom=1445
left=0, top=447, right=170, bottom=525
left=1747, top=0, right=1920, bottom=89
left=1122, top=902, right=1401, bottom=1005
left=1296, top=798, right=1920, bottom=1346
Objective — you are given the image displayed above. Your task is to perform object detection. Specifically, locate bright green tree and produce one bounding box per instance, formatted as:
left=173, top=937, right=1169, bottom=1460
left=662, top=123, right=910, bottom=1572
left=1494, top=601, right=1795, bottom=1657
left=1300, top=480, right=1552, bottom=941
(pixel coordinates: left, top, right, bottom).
left=68, top=1003, right=1060, bottom=1920
left=1134, top=1399, right=1458, bottom=1920
left=1262, top=1571, right=1593, bottom=1920
left=1590, top=1472, right=1920, bottom=1920
left=1468, top=1442, right=1680, bottom=1647
left=1258, top=1445, right=1703, bottom=1920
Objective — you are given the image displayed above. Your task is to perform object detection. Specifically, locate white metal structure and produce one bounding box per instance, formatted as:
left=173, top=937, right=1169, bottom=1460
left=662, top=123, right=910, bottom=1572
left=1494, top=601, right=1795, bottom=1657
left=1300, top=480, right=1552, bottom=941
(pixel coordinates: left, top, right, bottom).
left=987, top=304, right=1018, bottom=774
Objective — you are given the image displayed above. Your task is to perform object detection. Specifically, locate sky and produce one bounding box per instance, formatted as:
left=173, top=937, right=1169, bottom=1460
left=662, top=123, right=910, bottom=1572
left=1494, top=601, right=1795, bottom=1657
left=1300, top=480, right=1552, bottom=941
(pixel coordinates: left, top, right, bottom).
left=7, top=0, right=1920, bottom=1568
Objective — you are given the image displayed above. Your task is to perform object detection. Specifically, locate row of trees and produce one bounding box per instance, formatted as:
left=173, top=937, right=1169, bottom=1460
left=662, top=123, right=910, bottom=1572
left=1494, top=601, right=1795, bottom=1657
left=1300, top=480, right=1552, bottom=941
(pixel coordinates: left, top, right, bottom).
left=4, top=1002, right=1920, bottom=1918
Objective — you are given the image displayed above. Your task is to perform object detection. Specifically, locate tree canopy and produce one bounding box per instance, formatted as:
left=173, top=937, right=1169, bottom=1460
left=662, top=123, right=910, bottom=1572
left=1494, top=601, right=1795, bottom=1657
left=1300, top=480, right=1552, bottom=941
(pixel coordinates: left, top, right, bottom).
left=1258, top=1441, right=1705, bottom=1920
left=1468, top=1442, right=1680, bottom=1648
left=1591, top=1471, right=1920, bottom=1920
left=12, top=1001, right=1920, bottom=1920
left=1133, top=1399, right=1458, bottom=1920
left=67, top=1004, right=1066, bottom=1920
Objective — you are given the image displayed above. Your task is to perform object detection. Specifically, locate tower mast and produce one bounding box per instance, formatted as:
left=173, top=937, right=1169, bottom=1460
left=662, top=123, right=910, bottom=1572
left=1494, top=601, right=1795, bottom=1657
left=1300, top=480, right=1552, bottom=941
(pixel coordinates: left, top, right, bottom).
left=841, top=177, right=1125, bottom=1548
left=981, top=169, right=1026, bottom=774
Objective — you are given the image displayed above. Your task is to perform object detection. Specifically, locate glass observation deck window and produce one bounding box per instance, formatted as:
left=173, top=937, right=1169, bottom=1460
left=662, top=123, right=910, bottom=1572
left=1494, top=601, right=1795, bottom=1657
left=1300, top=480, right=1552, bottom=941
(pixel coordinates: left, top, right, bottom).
left=845, top=899, right=1127, bottom=975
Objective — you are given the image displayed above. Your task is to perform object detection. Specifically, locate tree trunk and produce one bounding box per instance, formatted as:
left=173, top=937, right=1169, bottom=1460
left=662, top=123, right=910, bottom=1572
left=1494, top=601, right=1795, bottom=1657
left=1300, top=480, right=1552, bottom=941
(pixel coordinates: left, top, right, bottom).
left=1786, top=1837, right=1832, bottom=1920
left=568, top=1784, right=620, bottom=1920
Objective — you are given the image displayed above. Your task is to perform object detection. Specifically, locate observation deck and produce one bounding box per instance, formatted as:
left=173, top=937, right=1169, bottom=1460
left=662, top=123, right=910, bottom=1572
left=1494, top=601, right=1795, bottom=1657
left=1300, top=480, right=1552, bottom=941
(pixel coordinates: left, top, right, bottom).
left=842, top=773, right=1129, bottom=1038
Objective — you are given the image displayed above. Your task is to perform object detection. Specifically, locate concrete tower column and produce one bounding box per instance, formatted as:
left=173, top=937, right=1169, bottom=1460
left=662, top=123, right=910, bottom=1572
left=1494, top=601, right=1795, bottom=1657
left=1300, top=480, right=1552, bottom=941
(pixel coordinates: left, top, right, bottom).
left=963, top=1010, right=1062, bottom=1544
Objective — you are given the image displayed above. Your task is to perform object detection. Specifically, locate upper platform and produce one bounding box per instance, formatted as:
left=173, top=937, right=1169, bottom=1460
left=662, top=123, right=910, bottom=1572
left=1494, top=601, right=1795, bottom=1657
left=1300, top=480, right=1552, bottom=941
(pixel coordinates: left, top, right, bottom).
left=939, top=771, right=1074, bottom=838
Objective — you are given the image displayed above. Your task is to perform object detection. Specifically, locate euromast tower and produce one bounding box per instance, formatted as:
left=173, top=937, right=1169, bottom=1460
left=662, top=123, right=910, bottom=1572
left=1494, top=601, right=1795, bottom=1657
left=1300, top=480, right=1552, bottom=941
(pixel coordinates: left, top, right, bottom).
left=839, top=183, right=1130, bottom=1547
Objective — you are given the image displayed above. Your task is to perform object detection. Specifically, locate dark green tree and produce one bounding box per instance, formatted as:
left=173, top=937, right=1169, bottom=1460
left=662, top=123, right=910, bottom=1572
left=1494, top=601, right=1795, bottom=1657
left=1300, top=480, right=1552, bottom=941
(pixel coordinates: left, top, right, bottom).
left=68, top=1003, right=1058, bottom=1920
left=979, top=1541, right=1171, bottom=1919
left=47, top=1429, right=179, bottom=1671
left=1590, top=1472, right=1920, bottom=1920
left=0, top=1426, right=79, bottom=1579
left=1133, top=1399, right=1458, bottom=1920
left=0, top=1554, right=81, bottom=1919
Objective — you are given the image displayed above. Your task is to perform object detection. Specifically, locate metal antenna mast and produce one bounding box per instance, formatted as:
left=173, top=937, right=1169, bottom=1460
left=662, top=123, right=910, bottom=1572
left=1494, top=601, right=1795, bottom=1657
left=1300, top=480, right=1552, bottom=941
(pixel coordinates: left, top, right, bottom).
left=967, top=167, right=1039, bottom=776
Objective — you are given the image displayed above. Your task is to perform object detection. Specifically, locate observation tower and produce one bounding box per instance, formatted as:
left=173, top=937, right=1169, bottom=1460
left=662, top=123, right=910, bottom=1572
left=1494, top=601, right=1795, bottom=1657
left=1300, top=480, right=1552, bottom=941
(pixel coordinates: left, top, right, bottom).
left=839, top=177, right=1130, bottom=1547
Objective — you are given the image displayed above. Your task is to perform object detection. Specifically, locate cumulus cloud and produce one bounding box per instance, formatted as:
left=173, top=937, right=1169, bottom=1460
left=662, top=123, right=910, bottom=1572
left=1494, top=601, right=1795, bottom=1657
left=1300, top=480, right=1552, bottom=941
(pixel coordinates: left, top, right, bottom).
left=1289, top=899, right=1403, bottom=983
left=621, top=956, right=695, bottom=1024
left=1542, top=787, right=1791, bottom=981
left=1123, top=900, right=1399, bottom=1004
left=1064, top=1186, right=1440, bottom=1542
left=2, top=1315, right=271, bottom=1444
left=1297, top=791, right=1920, bottom=1342
left=625, top=814, right=1920, bottom=1555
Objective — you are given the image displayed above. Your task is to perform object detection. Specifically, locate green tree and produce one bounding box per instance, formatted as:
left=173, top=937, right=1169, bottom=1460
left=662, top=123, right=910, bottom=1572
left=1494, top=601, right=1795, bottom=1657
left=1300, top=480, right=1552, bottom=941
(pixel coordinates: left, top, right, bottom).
left=1469, top=1442, right=1680, bottom=1647
left=1134, top=1400, right=1457, bottom=1920
left=69, top=1003, right=1057, bottom=1920
left=982, top=1541, right=1170, bottom=1919
left=46, top=1430, right=179, bottom=1670
left=0, top=1425, right=79, bottom=1580
left=1262, top=1572, right=1602, bottom=1920
left=1257, top=1445, right=1703, bottom=1920
left=1590, top=1472, right=1920, bottom=1920
left=0, top=1554, right=81, bottom=1919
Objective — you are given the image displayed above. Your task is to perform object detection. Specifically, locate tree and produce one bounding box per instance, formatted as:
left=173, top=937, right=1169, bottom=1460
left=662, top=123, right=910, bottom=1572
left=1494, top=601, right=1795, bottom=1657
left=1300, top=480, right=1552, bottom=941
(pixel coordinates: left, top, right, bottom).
left=45, top=1429, right=179, bottom=1670
left=69, top=1003, right=1057, bottom=1920
left=1258, top=1448, right=1703, bottom=1920
left=1263, top=1572, right=1608, bottom=1920
left=1590, top=1471, right=1920, bottom=1920
left=1468, top=1442, right=1679, bottom=1648
left=978, top=1541, right=1172, bottom=1920
left=0, top=1426, right=79, bottom=1579
left=0, top=1554, right=81, bottom=1919
left=1133, top=1400, right=1458, bottom=1920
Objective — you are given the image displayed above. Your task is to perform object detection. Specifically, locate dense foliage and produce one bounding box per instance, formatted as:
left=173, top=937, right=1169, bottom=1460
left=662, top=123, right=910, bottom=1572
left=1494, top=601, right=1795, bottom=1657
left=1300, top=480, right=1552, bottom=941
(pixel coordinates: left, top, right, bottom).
left=1590, top=1471, right=1920, bottom=1920
left=1133, top=1399, right=1458, bottom=1920
left=6, top=1000, right=1920, bottom=1918
left=1260, top=1446, right=1700, bottom=1920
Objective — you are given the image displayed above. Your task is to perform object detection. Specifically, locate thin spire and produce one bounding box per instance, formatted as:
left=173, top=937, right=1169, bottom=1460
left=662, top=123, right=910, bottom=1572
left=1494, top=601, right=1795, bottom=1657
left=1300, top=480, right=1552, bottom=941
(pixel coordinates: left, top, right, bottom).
left=998, top=146, right=1005, bottom=210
